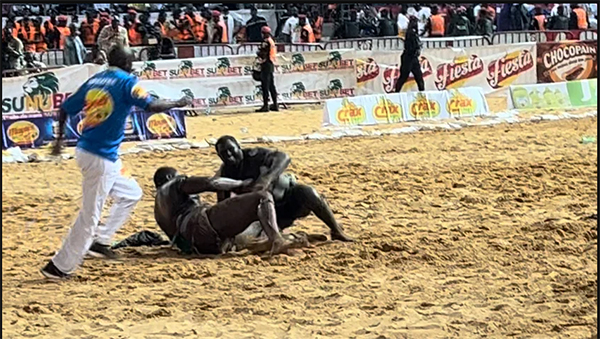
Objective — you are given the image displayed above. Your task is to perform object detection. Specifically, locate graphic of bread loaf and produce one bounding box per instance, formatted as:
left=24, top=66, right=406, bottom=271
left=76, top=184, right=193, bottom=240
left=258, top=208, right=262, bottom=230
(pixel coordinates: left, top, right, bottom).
left=564, top=66, right=584, bottom=81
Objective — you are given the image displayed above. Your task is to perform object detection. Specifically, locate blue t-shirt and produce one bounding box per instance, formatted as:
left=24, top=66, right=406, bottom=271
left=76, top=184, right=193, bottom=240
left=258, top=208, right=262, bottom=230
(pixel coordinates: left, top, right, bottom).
left=61, top=67, right=155, bottom=162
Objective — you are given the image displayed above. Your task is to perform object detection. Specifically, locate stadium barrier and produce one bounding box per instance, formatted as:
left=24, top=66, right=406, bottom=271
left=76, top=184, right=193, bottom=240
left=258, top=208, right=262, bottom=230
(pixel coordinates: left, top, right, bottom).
left=323, top=87, right=489, bottom=126
left=33, top=29, right=597, bottom=66
left=3, top=39, right=596, bottom=149
left=510, top=78, right=597, bottom=109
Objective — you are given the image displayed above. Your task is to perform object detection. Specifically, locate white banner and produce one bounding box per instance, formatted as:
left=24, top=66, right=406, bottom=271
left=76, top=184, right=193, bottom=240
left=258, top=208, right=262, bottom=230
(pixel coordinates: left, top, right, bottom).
left=324, top=87, right=489, bottom=126
left=353, top=43, right=538, bottom=95
left=2, top=64, right=103, bottom=115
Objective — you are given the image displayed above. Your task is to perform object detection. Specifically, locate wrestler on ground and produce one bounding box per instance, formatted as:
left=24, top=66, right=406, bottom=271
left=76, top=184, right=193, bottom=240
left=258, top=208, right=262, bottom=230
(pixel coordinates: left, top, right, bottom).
left=153, top=167, right=295, bottom=255
left=214, top=136, right=354, bottom=242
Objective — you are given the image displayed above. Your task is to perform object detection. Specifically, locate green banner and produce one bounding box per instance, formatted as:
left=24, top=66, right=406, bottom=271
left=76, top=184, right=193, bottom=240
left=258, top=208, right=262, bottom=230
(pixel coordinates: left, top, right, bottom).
left=566, top=79, right=597, bottom=107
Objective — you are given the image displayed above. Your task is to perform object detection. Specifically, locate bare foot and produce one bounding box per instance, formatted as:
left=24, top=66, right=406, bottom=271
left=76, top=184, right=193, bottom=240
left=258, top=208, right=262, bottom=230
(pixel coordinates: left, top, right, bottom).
left=331, top=231, right=354, bottom=242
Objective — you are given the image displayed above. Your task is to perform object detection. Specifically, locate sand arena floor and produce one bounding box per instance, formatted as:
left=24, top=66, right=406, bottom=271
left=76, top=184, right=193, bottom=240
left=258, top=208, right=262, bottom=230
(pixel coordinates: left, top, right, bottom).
left=2, top=100, right=598, bottom=339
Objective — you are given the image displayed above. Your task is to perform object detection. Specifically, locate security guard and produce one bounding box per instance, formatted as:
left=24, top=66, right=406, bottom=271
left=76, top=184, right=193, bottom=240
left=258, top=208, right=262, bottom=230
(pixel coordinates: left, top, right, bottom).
left=256, top=26, right=278, bottom=112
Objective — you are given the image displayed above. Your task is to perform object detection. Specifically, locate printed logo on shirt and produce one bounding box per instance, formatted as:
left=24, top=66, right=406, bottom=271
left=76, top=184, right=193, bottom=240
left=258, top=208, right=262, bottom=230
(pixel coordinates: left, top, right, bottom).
left=131, top=85, right=149, bottom=100
left=81, top=88, right=114, bottom=129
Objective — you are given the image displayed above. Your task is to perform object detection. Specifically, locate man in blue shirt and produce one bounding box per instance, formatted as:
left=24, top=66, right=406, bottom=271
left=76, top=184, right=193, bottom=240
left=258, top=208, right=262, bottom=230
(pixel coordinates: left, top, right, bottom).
left=41, top=45, right=191, bottom=279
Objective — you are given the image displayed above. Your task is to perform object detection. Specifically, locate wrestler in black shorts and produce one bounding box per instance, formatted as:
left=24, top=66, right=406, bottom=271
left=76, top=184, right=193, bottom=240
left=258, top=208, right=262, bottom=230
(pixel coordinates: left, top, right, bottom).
left=214, top=136, right=353, bottom=242
left=153, top=167, right=292, bottom=255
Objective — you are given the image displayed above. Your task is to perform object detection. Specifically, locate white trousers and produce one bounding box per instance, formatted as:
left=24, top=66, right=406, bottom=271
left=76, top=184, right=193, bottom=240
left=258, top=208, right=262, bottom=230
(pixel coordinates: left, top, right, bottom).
left=53, top=148, right=143, bottom=273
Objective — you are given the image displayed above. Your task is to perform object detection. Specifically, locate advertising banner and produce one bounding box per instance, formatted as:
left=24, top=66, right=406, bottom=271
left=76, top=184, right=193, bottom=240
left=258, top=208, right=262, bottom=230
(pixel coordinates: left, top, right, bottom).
left=536, top=40, right=597, bottom=83
left=566, top=79, right=597, bottom=107
left=2, top=110, right=187, bottom=150
left=509, top=78, right=597, bottom=109
left=352, top=43, right=538, bottom=95
left=510, top=82, right=571, bottom=109
left=1, top=64, right=103, bottom=115
left=323, top=87, right=489, bottom=126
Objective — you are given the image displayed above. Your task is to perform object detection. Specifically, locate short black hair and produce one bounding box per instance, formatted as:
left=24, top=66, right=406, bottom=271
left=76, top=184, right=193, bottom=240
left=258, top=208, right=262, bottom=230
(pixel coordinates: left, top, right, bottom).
left=154, top=166, right=178, bottom=188
left=215, top=135, right=239, bottom=151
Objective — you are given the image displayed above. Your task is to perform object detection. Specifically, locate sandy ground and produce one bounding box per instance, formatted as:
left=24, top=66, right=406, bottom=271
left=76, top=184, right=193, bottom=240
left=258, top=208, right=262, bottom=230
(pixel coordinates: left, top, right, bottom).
left=2, top=95, right=598, bottom=339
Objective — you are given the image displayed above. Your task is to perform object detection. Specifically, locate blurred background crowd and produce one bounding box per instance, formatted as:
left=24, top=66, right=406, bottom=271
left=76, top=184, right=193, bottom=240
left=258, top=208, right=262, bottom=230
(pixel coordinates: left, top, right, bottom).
left=2, top=3, right=597, bottom=76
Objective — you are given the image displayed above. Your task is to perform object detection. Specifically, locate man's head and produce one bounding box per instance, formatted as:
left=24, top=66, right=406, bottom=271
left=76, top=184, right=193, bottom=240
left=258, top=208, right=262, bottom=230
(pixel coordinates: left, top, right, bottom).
left=154, top=166, right=178, bottom=188
left=558, top=5, right=565, bottom=16
left=290, top=7, right=299, bottom=17
left=139, top=13, right=149, bottom=24
left=86, top=11, right=94, bottom=21
left=215, top=135, right=243, bottom=166
left=380, top=8, right=390, bottom=18
left=158, top=11, right=167, bottom=22
left=111, top=16, right=120, bottom=29
left=431, top=5, right=439, bottom=15
left=57, top=15, right=68, bottom=27
left=299, top=14, right=307, bottom=26
left=127, top=9, right=137, bottom=22
left=261, top=25, right=271, bottom=38
left=69, top=23, right=78, bottom=36
left=108, top=45, right=135, bottom=73
left=570, top=3, right=579, bottom=9
left=250, top=6, right=258, bottom=18
left=212, top=10, right=221, bottom=22
left=72, top=14, right=79, bottom=23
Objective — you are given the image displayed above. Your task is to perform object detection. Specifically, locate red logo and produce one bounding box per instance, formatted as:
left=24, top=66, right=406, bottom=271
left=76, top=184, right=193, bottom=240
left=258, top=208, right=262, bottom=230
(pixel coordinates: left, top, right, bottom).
left=486, top=50, right=534, bottom=89
left=434, top=55, right=484, bottom=90
left=356, top=58, right=380, bottom=84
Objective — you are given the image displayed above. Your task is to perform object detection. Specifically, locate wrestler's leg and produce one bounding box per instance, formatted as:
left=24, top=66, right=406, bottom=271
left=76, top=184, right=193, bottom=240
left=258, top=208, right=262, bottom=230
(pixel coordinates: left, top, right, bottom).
left=282, top=184, right=354, bottom=242
left=205, top=191, right=289, bottom=254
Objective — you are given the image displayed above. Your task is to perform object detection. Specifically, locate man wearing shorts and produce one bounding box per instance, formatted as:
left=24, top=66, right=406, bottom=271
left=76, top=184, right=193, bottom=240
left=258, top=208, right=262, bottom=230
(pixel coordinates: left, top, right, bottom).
left=214, top=135, right=353, bottom=242
left=153, top=167, right=293, bottom=255
left=41, top=45, right=191, bottom=279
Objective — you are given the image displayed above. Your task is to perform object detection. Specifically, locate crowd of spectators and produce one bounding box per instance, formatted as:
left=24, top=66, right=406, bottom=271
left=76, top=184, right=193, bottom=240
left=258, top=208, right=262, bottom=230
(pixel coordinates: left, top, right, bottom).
left=1, top=3, right=597, bottom=76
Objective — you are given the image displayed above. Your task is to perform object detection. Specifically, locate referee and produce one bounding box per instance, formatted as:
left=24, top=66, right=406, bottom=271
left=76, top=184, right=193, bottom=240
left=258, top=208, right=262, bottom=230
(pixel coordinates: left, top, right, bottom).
left=256, top=26, right=279, bottom=112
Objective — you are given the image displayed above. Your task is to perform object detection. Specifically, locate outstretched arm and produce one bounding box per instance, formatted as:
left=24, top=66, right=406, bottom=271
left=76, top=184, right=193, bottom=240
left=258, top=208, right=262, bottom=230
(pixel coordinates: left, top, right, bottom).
left=181, top=176, right=251, bottom=195
left=213, top=165, right=233, bottom=202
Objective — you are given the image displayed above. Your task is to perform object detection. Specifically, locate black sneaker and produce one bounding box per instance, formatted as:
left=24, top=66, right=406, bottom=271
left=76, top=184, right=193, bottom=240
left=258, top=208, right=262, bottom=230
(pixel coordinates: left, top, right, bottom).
left=41, top=260, right=70, bottom=280
left=255, top=106, right=269, bottom=112
left=88, top=242, right=120, bottom=260
left=269, top=104, right=279, bottom=112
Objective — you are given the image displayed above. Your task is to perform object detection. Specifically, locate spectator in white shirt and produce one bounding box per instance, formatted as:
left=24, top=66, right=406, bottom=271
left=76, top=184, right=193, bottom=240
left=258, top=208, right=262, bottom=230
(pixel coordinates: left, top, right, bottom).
left=397, top=5, right=409, bottom=37
left=97, top=15, right=129, bottom=53
left=281, top=7, right=299, bottom=43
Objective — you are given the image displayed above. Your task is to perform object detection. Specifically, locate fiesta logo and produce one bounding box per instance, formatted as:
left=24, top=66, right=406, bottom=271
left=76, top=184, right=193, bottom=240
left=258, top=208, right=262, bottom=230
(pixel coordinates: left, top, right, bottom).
left=446, top=91, right=476, bottom=115
left=336, top=98, right=366, bottom=125
left=409, top=95, right=440, bottom=119
left=486, top=50, right=534, bottom=89
left=373, top=97, right=402, bottom=122
left=356, top=58, right=380, bottom=84
left=146, top=113, right=177, bottom=137
left=435, top=55, right=484, bottom=90
left=7, top=120, right=40, bottom=145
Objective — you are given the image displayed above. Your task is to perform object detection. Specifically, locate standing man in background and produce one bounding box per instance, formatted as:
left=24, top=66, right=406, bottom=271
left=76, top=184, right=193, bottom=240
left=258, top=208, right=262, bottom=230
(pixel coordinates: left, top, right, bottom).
left=256, top=26, right=278, bottom=112
left=394, top=16, right=425, bottom=93
left=97, top=15, right=128, bottom=52
left=245, top=6, right=268, bottom=42
left=569, top=3, right=589, bottom=29
left=41, top=45, right=192, bottom=280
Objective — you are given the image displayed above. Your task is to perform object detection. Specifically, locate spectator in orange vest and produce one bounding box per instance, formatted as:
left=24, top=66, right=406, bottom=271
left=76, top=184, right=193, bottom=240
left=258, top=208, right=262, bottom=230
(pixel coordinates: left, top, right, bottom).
left=125, top=9, right=142, bottom=46
left=81, top=11, right=101, bottom=46
left=569, top=3, right=589, bottom=30
left=33, top=17, right=47, bottom=52
left=184, top=5, right=206, bottom=42
left=154, top=10, right=168, bottom=37
left=256, top=26, right=278, bottom=112
left=298, top=14, right=315, bottom=43
left=18, top=16, right=36, bottom=52
left=531, top=6, right=547, bottom=30
left=310, top=7, right=324, bottom=42
left=56, top=15, right=71, bottom=50
left=426, top=5, right=446, bottom=37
